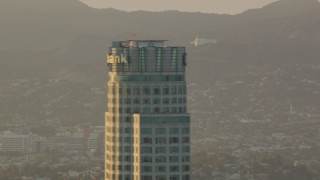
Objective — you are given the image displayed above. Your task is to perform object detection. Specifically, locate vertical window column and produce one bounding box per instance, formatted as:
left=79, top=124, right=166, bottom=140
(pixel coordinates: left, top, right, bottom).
left=140, top=48, right=146, bottom=72
left=156, top=48, right=162, bottom=72
left=124, top=48, right=130, bottom=72
left=171, top=48, right=177, bottom=72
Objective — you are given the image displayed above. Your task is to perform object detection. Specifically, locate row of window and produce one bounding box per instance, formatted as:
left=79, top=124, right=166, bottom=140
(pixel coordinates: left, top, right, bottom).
left=106, top=154, right=190, bottom=164
left=141, top=146, right=190, bottom=154
left=110, top=97, right=187, bottom=105
left=105, top=135, right=189, bottom=144
left=107, top=116, right=189, bottom=124
left=106, top=126, right=189, bottom=135
left=141, top=155, right=190, bottom=163
left=141, top=127, right=190, bottom=135
left=106, top=164, right=189, bottom=173
left=142, top=175, right=190, bottom=180
left=141, top=137, right=190, bottom=144
left=141, top=165, right=189, bottom=173
left=109, top=85, right=186, bottom=96
left=106, top=127, right=190, bottom=135
left=106, top=145, right=190, bottom=154
left=105, top=174, right=190, bottom=180
left=108, top=106, right=187, bottom=114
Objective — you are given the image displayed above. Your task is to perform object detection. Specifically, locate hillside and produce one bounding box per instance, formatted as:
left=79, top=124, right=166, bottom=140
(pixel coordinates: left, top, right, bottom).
left=0, top=0, right=319, bottom=128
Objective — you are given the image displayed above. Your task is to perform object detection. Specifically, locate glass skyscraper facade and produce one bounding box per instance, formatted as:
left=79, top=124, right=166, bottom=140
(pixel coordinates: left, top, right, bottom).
left=105, top=40, right=191, bottom=180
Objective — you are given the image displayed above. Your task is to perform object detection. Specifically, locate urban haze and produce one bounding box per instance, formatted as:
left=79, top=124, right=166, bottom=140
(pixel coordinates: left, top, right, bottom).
left=0, top=0, right=320, bottom=179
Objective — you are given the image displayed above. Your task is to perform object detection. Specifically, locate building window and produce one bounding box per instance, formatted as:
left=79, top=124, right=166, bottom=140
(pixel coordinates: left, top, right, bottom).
left=155, top=128, right=166, bottom=134
left=181, top=156, right=190, bottom=162
left=153, top=107, right=160, bottom=114
left=156, top=48, right=162, bottom=72
left=182, top=146, right=190, bottom=153
left=156, top=166, right=166, bottom=172
left=169, top=156, right=179, bottom=162
left=119, top=87, right=123, bottom=95
left=125, top=165, right=132, bottom=172
left=182, top=175, right=190, bottom=180
left=143, top=98, right=150, bottom=104
left=156, top=176, right=166, bottom=180
left=170, top=166, right=179, bottom=172
left=133, top=98, right=140, bottom=104
left=143, top=86, right=150, bottom=95
left=141, top=147, right=152, bottom=154
left=169, top=137, right=179, bottom=144
left=125, top=137, right=132, bottom=143
left=141, top=166, right=152, bottom=173
left=182, top=127, right=190, bottom=134
left=163, top=86, right=170, bottom=95
left=133, top=87, right=140, bottom=95
left=142, top=176, right=152, bottom=180
left=163, top=98, right=170, bottom=104
left=141, top=128, right=152, bottom=135
left=126, top=87, right=131, bottom=95
left=155, top=147, right=166, bottom=154
left=162, top=107, right=170, bottom=113
left=142, top=156, right=152, bottom=163
left=183, top=107, right=187, bottom=113
left=125, top=128, right=132, bottom=134
left=169, top=147, right=179, bottom=153
left=155, top=156, right=166, bottom=163
left=170, top=176, right=179, bottom=180
left=125, top=107, right=131, bottom=113
left=140, top=48, right=146, bottom=72
left=183, top=97, right=187, bottom=103
left=123, top=48, right=130, bottom=72
left=143, top=107, right=151, bottom=114
left=156, top=137, right=166, bottom=144
left=142, top=137, right=152, bottom=144
left=153, top=87, right=160, bottom=95
left=171, top=107, right=177, bottom=113
left=170, top=128, right=179, bottom=134
left=182, top=137, right=190, bottom=143
left=125, top=156, right=132, bottom=162
left=124, top=146, right=132, bottom=153
left=125, top=98, right=131, bottom=104
left=171, top=48, right=178, bottom=72
left=133, top=107, right=140, bottom=113
left=153, top=98, right=161, bottom=104
left=182, top=165, right=190, bottom=172
left=125, top=116, right=132, bottom=123
left=171, top=86, right=177, bottom=95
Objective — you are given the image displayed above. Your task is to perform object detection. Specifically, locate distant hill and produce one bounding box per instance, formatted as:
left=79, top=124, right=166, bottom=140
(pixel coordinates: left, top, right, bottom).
left=0, top=0, right=319, bottom=50
left=0, top=0, right=319, bottom=125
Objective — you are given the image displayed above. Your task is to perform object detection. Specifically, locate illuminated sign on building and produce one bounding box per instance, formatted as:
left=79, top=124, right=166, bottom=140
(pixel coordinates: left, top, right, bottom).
left=107, top=54, right=128, bottom=64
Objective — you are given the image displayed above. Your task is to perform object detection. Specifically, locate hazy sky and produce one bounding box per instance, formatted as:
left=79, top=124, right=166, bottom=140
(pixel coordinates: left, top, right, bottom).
left=79, top=0, right=279, bottom=14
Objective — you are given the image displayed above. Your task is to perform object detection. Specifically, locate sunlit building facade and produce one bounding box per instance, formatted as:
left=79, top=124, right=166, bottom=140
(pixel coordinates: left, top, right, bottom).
left=105, top=40, right=191, bottom=180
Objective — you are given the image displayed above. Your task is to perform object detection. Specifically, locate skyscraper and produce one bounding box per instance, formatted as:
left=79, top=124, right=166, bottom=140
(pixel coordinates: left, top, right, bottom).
left=105, top=40, right=191, bottom=180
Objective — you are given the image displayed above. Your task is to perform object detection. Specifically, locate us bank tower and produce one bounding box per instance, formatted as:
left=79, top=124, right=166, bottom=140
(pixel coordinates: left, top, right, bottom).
left=105, top=40, right=191, bottom=180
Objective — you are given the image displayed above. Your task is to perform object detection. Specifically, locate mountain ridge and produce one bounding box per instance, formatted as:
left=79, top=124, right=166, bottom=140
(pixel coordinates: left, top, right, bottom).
left=1, top=0, right=319, bottom=50
left=0, top=0, right=319, bottom=128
